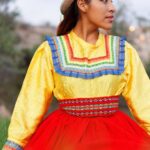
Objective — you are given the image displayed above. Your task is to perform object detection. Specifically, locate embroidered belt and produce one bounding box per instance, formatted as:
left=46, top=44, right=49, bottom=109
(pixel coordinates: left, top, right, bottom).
left=58, top=96, right=119, bottom=117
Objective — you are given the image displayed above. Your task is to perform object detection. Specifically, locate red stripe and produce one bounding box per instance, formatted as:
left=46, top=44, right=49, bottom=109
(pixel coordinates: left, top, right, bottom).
left=52, top=37, right=120, bottom=73
left=64, top=34, right=110, bottom=63
left=59, top=100, right=119, bottom=107
left=68, top=111, right=118, bottom=117
left=59, top=95, right=119, bottom=101
left=65, top=107, right=118, bottom=113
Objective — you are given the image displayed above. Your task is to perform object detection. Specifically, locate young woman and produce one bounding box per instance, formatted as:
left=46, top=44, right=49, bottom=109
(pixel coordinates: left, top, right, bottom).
left=2, top=0, right=150, bottom=149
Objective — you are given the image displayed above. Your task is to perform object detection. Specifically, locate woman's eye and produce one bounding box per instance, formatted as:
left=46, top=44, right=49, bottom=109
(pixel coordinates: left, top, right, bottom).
left=100, top=0, right=108, bottom=4
left=100, top=0, right=115, bottom=4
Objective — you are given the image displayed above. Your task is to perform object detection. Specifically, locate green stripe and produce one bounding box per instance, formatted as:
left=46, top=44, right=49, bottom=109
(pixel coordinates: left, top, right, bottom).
left=60, top=36, right=115, bottom=67
left=57, top=36, right=117, bottom=68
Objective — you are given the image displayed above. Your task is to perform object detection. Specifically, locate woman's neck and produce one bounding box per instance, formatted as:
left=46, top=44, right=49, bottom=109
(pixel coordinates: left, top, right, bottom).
left=72, top=20, right=100, bottom=45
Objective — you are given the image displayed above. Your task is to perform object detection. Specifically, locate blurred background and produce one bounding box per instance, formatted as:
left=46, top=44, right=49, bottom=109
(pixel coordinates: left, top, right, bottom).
left=0, top=0, right=150, bottom=147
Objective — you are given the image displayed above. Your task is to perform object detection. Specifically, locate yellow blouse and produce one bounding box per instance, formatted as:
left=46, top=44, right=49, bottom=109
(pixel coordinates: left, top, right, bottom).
left=4, top=29, right=150, bottom=148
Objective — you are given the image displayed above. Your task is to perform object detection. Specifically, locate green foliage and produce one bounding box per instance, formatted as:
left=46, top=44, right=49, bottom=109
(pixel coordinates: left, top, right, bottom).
left=0, top=0, right=25, bottom=112
left=146, top=62, right=150, bottom=78
left=0, top=43, right=41, bottom=112
left=0, top=0, right=19, bottom=54
left=0, top=116, right=10, bottom=149
left=17, top=46, right=38, bottom=69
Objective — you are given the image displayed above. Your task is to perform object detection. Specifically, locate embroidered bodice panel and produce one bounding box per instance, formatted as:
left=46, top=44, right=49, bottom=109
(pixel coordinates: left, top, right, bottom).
left=46, top=30, right=126, bottom=79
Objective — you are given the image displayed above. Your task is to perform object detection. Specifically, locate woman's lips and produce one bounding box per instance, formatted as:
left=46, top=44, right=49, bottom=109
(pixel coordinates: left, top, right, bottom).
left=106, top=16, right=114, bottom=22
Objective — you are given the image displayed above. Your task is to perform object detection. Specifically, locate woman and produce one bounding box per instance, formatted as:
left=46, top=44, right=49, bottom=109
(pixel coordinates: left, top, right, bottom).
left=2, top=0, right=150, bottom=149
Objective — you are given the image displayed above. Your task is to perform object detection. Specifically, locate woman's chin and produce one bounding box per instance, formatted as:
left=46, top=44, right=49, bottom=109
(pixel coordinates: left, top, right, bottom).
left=101, top=24, right=113, bottom=31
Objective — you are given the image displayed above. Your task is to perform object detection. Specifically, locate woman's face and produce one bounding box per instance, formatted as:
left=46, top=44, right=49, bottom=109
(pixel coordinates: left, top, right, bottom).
left=78, top=0, right=116, bottom=30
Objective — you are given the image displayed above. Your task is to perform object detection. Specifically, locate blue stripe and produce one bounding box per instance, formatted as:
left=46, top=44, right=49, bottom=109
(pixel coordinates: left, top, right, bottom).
left=4, top=140, right=23, bottom=150
left=45, top=35, right=126, bottom=79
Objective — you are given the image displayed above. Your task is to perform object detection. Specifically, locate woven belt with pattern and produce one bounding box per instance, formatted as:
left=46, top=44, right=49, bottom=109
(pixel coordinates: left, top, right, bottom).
left=58, top=96, right=119, bottom=117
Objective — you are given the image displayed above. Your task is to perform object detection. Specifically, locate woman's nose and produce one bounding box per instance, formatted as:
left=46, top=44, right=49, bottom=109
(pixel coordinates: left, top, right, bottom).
left=108, top=2, right=116, bottom=13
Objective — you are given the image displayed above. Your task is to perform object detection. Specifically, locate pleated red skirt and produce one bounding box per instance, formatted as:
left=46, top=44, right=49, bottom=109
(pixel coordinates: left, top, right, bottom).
left=24, top=108, right=150, bottom=150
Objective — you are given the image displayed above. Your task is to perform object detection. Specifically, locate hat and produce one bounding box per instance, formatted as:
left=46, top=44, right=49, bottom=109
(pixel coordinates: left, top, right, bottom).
left=60, top=0, right=74, bottom=15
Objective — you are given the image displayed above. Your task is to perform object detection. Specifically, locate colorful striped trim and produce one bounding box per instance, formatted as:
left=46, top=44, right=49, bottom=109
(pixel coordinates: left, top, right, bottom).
left=58, top=95, right=119, bottom=117
left=45, top=34, right=126, bottom=79
left=2, top=140, right=23, bottom=150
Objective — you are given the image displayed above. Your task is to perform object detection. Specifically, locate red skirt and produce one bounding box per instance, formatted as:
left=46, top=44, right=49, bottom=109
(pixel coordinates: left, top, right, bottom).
left=24, top=108, right=150, bottom=150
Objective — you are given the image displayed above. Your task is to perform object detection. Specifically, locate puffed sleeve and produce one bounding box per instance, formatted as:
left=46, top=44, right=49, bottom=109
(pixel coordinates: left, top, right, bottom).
left=2, top=41, right=55, bottom=149
left=122, top=41, right=150, bottom=135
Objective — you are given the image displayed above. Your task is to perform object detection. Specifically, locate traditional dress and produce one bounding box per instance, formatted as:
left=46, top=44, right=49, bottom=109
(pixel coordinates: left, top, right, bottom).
left=2, top=29, right=150, bottom=150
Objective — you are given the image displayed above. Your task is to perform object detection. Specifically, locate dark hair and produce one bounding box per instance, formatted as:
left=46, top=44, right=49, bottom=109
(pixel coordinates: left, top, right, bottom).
left=56, top=0, right=91, bottom=36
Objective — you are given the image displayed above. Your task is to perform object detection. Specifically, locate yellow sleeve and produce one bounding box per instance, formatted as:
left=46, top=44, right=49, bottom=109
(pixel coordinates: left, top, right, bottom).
left=2, top=41, right=54, bottom=149
left=122, top=41, right=150, bottom=135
